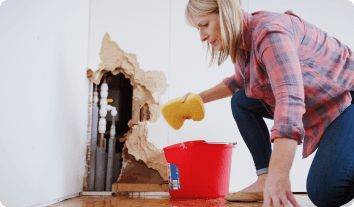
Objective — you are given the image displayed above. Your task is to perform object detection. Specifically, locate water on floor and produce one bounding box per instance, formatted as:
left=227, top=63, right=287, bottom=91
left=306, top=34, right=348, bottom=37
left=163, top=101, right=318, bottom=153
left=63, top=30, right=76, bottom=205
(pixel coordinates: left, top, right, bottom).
left=49, top=192, right=321, bottom=207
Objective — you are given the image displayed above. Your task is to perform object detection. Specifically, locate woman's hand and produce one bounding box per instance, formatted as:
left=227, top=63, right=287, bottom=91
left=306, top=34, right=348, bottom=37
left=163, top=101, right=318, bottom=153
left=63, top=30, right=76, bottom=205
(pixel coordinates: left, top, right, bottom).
left=263, top=172, right=300, bottom=207
left=181, top=93, right=199, bottom=120
left=181, top=93, right=192, bottom=103
left=263, top=138, right=300, bottom=207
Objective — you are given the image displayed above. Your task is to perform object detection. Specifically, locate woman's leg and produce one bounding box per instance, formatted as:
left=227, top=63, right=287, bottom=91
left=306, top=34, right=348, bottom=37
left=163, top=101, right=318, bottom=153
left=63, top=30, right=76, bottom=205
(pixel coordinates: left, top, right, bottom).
left=231, top=89, right=273, bottom=176
left=307, top=104, right=354, bottom=206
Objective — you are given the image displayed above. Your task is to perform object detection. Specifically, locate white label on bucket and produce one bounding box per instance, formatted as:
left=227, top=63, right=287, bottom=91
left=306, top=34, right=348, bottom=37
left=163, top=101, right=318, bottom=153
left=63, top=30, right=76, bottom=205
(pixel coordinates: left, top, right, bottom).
left=167, top=163, right=180, bottom=190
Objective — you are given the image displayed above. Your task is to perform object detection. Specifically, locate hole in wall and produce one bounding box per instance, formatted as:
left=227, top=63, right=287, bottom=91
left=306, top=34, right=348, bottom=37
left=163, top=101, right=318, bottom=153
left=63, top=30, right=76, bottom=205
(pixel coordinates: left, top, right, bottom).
left=97, top=72, right=133, bottom=184
left=85, top=33, right=169, bottom=191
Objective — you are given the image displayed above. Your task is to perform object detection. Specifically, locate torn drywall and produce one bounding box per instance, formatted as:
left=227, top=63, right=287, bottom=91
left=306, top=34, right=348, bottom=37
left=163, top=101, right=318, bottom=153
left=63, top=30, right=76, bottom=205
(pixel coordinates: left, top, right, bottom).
left=117, top=145, right=165, bottom=184
left=87, top=33, right=169, bottom=186
left=119, top=120, right=168, bottom=181
left=83, top=81, right=94, bottom=191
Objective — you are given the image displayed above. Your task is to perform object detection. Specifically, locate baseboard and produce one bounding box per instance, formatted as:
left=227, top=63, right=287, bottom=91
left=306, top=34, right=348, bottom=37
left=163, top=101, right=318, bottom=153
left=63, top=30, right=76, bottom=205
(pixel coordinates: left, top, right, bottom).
left=30, top=193, right=80, bottom=207
left=118, top=192, right=170, bottom=196
left=81, top=191, right=113, bottom=196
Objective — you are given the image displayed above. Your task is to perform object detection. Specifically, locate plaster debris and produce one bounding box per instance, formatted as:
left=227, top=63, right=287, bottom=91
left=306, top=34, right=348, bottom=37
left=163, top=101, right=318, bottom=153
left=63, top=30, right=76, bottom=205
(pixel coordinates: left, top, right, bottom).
left=123, top=121, right=167, bottom=180
left=87, top=33, right=169, bottom=184
left=118, top=146, right=165, bottom=184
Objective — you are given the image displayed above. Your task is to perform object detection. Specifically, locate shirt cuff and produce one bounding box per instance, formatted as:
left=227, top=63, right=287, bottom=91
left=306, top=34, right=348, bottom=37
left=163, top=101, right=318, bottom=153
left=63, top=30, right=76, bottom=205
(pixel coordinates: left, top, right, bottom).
left=270, top=124, right=304, bottom=145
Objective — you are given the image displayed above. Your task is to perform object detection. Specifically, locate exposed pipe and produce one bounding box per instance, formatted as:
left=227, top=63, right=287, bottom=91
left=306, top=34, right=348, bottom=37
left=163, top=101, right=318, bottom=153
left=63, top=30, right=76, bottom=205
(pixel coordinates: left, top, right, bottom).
left=95, top=75, right=108, bottom=191
left=95, top=143, right=106, bottom=191
left=95, top=74, right=118, bottom=191
left=106, top=107, right=117, bottom=191
left=89, top=84, right=99, bottom=191
left=103, top=138, right=107, bottom=189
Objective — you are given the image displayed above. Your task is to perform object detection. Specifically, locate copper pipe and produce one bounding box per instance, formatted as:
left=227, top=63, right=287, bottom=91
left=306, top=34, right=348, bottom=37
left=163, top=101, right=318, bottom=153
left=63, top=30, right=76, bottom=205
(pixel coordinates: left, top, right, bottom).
left=99, top=133, right=105, bottom=148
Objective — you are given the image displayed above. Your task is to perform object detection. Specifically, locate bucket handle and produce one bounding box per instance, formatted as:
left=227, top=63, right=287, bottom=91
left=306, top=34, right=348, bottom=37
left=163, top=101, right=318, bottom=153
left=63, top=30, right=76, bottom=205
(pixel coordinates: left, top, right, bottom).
left=203, top=142, right=237, bottom=145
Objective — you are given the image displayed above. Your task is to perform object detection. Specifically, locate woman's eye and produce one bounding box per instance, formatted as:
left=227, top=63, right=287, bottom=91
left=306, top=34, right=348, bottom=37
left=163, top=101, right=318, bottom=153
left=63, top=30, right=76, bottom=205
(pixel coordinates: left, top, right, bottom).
left=197, top=24, right=208, bottom=30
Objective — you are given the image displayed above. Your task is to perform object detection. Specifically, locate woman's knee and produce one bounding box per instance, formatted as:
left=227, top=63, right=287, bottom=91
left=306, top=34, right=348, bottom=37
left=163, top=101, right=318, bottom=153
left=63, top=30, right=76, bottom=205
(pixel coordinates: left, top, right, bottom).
left=307, top=180, right=327, bottom=206
left=307, top=173, right=354, bottom=206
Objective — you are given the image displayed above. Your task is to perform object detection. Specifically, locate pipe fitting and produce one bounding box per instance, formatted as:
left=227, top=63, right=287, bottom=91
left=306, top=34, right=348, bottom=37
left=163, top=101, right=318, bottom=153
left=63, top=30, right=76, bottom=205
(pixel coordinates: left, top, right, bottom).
left=99, top=108, right=107, bottom=117
left=111, top=107, right=117, bottom=117
left=98, top=118, right=106, bottom=134
left=106, top=105, right=113, bottom=111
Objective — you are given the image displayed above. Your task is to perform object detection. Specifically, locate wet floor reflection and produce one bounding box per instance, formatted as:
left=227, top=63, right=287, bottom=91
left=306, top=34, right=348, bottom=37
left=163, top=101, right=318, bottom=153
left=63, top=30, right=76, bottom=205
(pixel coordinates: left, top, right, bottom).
left=169, top=197, right=266, bottom=207
left=51, top=196, right=264, bottom=207
left=169, top=197, right=227, bottom=206
left=50, top=193, right=312, bottom=207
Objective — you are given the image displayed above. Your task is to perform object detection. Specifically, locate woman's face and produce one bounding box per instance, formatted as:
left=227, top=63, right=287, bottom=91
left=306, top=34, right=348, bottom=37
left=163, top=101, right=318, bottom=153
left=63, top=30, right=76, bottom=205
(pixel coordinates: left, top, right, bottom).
left=190, top=13, right=223, bottom=51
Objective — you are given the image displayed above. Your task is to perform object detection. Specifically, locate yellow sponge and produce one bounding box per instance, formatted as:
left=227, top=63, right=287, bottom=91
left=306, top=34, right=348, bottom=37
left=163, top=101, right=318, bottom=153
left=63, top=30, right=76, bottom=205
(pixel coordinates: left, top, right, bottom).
left=160, top=94, right=205, bottom=130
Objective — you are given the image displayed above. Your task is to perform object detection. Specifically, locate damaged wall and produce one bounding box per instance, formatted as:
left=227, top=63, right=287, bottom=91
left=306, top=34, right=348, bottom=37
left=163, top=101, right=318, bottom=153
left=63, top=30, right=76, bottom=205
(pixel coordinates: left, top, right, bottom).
left=87, top=33, right=169, bottom=185
left=87, top=0, right=171, bottom=152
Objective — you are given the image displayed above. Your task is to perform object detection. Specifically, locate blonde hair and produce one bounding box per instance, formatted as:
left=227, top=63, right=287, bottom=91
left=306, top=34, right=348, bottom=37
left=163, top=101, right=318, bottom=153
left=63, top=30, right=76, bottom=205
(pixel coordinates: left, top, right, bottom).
left=185, top=0, right=243, bottom=66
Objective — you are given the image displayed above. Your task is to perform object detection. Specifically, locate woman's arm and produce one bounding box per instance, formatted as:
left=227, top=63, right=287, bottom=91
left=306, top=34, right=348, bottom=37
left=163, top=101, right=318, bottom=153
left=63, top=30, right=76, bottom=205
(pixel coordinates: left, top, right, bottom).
left=264, top=138, right=300, bottom=207
left=198, top=81, right=234, bottom=103
left=269, top=138, right=297, bottom=175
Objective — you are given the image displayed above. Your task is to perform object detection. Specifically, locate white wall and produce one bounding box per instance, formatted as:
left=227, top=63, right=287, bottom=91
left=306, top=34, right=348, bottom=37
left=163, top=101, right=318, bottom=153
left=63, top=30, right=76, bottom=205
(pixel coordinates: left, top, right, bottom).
left=87, top=0, right=354, bottom=193
left=0, top=0, right=90, bottom=206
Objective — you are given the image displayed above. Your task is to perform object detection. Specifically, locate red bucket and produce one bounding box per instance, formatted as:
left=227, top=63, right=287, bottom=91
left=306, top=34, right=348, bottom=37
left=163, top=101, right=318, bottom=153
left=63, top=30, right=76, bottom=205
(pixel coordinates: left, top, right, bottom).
left=163, top=140, right=236, bottom=198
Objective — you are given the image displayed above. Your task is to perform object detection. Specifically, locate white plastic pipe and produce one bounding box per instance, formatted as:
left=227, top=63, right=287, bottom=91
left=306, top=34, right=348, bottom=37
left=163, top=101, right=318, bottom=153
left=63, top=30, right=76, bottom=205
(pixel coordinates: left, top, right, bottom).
left=96, top=75, right=119, bottom=192
left=96, top=76, right=108, bottom=191
left=98, top=81, right=108, bottom=147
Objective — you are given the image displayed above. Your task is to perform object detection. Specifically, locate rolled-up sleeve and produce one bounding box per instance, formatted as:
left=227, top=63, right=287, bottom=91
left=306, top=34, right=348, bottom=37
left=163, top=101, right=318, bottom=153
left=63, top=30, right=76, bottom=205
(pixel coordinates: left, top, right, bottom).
left=255, top=24, right=306, bottom=144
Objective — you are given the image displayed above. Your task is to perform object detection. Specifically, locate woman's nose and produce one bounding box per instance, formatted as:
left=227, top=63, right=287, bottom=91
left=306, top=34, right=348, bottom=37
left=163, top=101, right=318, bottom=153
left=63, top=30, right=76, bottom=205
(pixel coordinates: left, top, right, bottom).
left=200, top=31, right=209, bottom=42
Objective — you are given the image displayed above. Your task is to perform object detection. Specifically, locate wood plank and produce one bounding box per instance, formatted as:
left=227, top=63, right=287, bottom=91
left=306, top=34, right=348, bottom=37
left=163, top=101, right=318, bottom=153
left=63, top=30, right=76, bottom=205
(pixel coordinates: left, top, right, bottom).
left=117, top=184, right=169, bottom=192
left=112, top=183, right=118, bottom=193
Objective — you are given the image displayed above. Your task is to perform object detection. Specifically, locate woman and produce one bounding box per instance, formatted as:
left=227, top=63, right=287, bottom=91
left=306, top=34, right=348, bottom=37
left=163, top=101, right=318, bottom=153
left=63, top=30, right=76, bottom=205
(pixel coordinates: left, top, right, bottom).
left=181, top=0, right=354, bottom=206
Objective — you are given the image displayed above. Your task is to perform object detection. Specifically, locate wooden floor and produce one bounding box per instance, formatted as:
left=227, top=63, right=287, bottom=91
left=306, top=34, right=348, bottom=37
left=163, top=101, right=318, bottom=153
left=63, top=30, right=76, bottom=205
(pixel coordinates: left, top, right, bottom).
left=49, top=192, right=318, bottom=207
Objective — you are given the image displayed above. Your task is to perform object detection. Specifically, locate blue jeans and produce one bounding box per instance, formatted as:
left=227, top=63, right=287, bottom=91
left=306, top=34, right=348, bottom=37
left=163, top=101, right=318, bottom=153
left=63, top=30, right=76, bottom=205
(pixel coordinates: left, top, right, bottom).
left=231, top=89, right=354, bottom=206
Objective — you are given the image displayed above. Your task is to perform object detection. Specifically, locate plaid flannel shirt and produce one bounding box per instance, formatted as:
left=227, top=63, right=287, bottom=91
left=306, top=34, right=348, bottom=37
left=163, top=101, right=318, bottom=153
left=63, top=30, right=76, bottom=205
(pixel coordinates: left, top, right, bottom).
left=223, top=10, right=354, bottom=158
